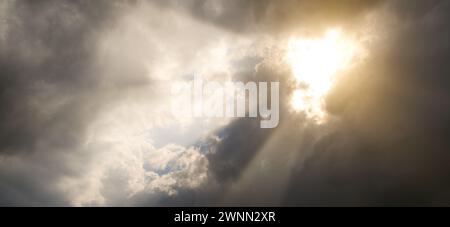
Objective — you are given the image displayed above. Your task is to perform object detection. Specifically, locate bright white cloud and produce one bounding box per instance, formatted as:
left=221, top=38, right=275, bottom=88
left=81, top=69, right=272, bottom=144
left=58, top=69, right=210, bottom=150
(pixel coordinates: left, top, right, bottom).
left=54, top=2, right=265, bottom=206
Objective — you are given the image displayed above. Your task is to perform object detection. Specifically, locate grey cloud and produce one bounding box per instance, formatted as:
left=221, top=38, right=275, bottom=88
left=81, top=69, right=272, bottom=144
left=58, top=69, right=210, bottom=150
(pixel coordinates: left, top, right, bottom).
left=167, top=0, right=450, bottom=206
left=2, top=0, right=450, bottom=206
left=0, top=0, right=119, bottom=154
left=280, top=0, right=450, bottom=205
left=155, top=0, right=383, bottom=34
left=0, top=0, right=140, bottom=205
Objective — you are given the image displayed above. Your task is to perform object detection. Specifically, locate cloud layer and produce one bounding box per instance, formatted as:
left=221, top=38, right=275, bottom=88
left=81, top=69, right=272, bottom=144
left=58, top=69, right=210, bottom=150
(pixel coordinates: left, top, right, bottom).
left=1, top=0, right=450, bottom=206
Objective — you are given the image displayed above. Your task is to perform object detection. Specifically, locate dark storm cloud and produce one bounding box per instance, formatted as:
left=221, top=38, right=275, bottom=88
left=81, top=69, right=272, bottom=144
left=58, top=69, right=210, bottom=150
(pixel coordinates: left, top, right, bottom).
left=207, top=118, right=274, bottom=182
left=0, top=0, right=119, bottom=154
left=0, top=0, right=133, bottom=205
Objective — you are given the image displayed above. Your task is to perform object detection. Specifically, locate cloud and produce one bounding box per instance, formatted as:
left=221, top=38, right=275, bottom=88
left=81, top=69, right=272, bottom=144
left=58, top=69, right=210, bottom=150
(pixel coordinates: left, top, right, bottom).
left=0, top=0, right=264, bottom=206
left=1, top=0, right=450, bottom=206
left=207, top=0, right=450, bottom=206
left=154, top=0, right=382, bottom=35
left=0, top=0, right=123, bottom=206
left=281, top=0, right=450, bottom=205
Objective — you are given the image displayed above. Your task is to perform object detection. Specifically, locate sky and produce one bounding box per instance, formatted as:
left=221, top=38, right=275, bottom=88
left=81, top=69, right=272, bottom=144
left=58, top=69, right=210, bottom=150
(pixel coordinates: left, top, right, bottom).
left=1, top=0, right=450, bottom=206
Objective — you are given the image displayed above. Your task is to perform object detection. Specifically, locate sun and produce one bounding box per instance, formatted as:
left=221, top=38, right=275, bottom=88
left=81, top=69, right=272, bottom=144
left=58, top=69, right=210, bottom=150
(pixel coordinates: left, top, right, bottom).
left=287, top=28, right=362, bottom=123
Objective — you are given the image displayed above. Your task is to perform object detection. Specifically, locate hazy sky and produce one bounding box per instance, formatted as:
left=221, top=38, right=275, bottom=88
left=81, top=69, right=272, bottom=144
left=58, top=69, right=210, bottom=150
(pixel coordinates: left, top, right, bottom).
left=1, top=0, right=450, bottom=206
